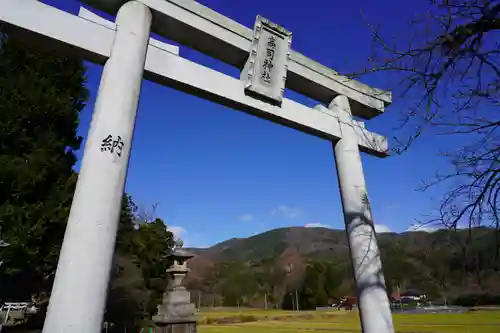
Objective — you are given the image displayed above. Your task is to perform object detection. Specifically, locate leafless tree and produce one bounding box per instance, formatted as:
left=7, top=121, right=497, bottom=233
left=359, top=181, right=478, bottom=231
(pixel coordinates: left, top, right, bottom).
left=353, top=0, right=500, bottom=254
left=135, top=202, right=160, bottom=224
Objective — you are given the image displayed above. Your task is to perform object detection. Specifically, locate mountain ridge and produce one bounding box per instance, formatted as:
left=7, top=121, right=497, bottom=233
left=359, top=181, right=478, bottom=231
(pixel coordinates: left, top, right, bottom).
left=184, top=226, right=500, bottom=308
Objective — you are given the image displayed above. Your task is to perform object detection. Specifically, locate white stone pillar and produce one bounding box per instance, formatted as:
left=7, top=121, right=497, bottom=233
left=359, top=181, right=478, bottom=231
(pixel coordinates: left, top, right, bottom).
left=331, top=95, right=394, bottom=333
left=42, top=2, right=151, bottom=332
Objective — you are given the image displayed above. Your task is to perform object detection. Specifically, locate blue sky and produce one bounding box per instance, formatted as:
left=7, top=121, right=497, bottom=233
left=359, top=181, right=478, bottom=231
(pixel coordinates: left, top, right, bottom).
left=42, top=0, right=457, bottom=247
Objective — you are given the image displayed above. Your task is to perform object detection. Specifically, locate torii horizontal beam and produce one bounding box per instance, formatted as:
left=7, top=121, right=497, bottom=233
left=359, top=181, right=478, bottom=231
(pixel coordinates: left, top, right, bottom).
left=86, top=0, right=392, bottom=120
left=0, top=0, right=389, bottom=157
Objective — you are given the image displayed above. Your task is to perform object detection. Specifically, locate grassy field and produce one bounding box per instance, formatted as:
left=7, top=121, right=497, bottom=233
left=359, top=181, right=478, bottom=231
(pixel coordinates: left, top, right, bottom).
left=197, top=308, right=500, bottom=333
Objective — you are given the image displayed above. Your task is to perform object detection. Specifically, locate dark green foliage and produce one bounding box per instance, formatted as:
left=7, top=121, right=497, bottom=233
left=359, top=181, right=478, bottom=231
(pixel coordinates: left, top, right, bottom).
left=295, top=261, right=344, bottom=310
left=453, top=294, right=500, bottom=307
left=213, top=262, right=257, bottom=306
left=107, top=196, right=176, bottom=330
left=213, top=228, right=289, bottom=262
left=297, top=262, right=328, bottom=310
left=116, top=194, right=139, bottom=252
left=0, top=34, right=87, bottom=301
left=281, top=292, right=295, bottom=311
left=133, top=218, right=175, bottom=316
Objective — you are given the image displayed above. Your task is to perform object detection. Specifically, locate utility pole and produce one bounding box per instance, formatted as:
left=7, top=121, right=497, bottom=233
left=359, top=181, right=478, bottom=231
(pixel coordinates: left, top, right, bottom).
left=397, top=285, right=403, bottom=312
left=264, top=293, right=268, bottom=310
left=285, top=264, right=294, bottom=311
left=295, top=289, right=299, bottom=311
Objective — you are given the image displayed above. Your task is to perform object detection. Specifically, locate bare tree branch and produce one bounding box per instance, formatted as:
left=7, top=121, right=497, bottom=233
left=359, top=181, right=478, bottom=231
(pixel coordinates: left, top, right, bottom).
left=353, top=0, right=500, bottom=242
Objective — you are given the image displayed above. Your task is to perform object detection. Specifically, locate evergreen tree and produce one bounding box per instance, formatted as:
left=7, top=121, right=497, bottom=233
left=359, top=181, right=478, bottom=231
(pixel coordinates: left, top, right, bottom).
left=107, top=197, right=176, bottom=330
left=297, top=261, right=340, bottom=310
left=0, top=34, right=88, bottom=301
left=133, top=218, right=175, bottom=316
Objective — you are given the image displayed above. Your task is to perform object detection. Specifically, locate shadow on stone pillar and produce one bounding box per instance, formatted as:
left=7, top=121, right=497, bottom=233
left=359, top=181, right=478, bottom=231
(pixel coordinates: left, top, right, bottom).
left=153, top=247, right=197, bottom=333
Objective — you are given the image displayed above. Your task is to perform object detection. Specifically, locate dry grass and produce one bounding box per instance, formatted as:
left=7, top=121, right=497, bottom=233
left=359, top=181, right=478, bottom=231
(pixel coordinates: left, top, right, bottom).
left=196, top=308, right=500, bottom=333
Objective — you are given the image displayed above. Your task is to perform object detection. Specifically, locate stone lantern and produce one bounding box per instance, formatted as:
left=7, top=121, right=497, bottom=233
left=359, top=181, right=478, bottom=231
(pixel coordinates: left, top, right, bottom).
left=153, top=246, right=197, bottom=333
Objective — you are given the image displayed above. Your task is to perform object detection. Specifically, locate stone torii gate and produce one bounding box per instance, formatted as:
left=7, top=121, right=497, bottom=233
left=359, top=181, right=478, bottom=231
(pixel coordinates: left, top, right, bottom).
left=0, top=1, right=394, bottom=332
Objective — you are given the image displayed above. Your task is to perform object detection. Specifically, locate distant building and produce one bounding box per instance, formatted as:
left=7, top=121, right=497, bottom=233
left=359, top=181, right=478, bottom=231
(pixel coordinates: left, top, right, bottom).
left=401, top=289, right=426, bottom=302
left=391, top=289, right=427, bottom=307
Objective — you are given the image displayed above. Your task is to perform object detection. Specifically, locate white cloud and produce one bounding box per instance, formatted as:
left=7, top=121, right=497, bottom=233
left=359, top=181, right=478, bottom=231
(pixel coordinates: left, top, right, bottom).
left=166, top=226, right=211, bottom=248
left=175, top=231, right=212, bottom=249
left=304, top=223, right=331, bottom=229
left=191, top=244, right=210, bottom=249
left=271, top=205, right=301, bottom=218
left=374, top=224, right=392, bottom=234
left=168, top=226, right=187, bottom=238
left=406, top=224, right=438, bottom=233
left=238, top=214, right=254, bottom=222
